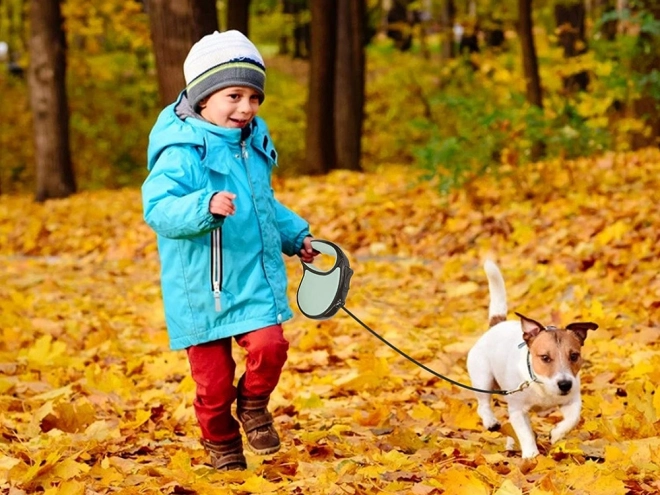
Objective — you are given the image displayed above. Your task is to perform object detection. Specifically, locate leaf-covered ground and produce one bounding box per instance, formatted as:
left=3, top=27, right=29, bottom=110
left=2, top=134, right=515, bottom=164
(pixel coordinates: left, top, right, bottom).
left=1, top=149, right=660, bottom=494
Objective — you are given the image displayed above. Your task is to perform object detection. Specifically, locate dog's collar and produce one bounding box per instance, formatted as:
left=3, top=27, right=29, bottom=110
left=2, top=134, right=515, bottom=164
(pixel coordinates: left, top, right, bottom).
left=526, top=349, right=538, bottom=382
left=519, top=341, right=540, bottom=383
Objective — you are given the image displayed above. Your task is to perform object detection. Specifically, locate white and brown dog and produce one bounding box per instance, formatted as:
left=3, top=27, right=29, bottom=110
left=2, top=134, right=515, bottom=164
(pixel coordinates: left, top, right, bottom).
left=466, top=260, right=598, bottom=458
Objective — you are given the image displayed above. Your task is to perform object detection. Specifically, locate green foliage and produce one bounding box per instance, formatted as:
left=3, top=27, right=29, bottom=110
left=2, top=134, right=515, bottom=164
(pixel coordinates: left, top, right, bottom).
left=365, top=18, right=656, bottom=192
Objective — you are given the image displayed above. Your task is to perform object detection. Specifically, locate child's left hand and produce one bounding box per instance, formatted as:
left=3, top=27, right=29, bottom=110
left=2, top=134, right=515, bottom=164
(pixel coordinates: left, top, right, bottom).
left=298, top=236, right=318, bottom=263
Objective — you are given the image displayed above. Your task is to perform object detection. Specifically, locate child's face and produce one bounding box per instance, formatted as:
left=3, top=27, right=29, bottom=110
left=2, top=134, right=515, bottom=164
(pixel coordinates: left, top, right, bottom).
left=199, top=86, right=261, bottom=128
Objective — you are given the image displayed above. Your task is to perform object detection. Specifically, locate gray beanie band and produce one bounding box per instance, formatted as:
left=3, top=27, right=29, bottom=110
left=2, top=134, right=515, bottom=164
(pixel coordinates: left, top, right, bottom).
left=186, top=61, right=266, bottom=110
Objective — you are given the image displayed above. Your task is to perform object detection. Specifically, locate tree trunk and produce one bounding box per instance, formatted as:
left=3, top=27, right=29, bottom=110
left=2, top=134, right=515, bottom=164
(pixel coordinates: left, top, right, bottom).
left=518, top=0, right=543, bottom=108
left=227, top=0, right=250, bottom=36
left=147, top=0, right=218, bottom=106
left=630, top=0, right=660, bottom=148
left=599, top=0, right=618, bottom=41
left=304, top=0, right=336, bottom=174
left=333, top=0, right=365, bottom=171
left=28, top=0, right=76, bottom=202
left=555, top=2, right=589, bottom=92
left=386, top=0, right=413, bottom=51
left=518, top=0, right=544, bottom=160
left=440, top=0, right=456, bottom=60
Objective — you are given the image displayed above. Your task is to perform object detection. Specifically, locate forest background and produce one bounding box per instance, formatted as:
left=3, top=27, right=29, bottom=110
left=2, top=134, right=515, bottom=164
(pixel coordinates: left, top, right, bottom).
left=1, top=0, right=660, bottom=494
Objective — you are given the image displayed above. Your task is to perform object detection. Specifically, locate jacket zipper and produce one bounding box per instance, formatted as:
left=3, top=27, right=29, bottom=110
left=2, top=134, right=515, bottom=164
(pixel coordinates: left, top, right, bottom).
left=211, top=227, right=222, bottom=311
left=209, top=140, right=247, bottom=313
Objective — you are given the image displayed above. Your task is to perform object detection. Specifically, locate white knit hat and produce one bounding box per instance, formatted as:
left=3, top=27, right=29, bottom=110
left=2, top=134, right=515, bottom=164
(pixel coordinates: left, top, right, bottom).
left=183, top=30, right=266, bottom=110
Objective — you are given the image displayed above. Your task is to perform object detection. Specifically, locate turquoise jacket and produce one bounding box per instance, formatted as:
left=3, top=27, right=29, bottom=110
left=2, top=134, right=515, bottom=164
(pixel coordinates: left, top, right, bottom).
left=142, top=94, right=310, bottom=350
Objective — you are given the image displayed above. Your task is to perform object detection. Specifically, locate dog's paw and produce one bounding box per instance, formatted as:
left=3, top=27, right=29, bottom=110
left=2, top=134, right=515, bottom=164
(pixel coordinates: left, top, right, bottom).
left=521, top=447, right=540, bottom=459
left=550, top=428, right=565, bottom=445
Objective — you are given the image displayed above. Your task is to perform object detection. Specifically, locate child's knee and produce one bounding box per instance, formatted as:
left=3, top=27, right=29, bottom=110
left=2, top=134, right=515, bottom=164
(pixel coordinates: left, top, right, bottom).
left=248, top=329, right=289, bottom=366
left=257, top=336, right=289, bottom=366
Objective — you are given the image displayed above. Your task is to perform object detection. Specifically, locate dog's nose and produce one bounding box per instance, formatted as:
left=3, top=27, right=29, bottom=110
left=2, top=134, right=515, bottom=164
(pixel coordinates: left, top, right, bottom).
left=558, top=380, right=573, bottom=393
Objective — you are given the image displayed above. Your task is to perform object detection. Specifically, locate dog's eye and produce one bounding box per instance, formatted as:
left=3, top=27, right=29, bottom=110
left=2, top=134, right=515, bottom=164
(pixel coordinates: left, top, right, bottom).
left=540, top=355, right=552, bottom=363
left=569, top=352, right=580, bottom=362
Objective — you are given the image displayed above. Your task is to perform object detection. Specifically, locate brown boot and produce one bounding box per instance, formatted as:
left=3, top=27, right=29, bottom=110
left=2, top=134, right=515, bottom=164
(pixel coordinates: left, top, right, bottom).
left=237, top=396, right=281, bottom=455
left=201, top=437, right=247, bottom=471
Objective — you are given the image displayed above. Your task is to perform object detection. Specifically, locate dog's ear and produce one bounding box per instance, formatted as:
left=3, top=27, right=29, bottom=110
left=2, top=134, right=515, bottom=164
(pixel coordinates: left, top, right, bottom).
left=566, top=322, right=598, bottom=345
left=515, top=312, right=545, bottom=344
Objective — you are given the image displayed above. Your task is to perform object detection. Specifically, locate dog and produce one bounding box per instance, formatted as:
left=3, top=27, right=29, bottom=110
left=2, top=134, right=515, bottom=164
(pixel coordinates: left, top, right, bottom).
left=466, top=260, right=598, bottom=458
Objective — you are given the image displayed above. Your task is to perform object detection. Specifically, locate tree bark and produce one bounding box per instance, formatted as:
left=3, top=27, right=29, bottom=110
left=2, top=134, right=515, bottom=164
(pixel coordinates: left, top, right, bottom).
left=304, top=0, right=336, bottom=174
left=334, top=0, right=365, bottom=171
left=440, top=0, right=456, bottom=59
left=518, top=0, right=543, bottom=108
left=630, top=0, right=660, bottom=148
left=555, top=2, right=589, bottom=92
left=147, top=0, right=218, bottom=106
left=28, top=0, right=76, bottom=202
left=227, top=0, right=250, bottom=36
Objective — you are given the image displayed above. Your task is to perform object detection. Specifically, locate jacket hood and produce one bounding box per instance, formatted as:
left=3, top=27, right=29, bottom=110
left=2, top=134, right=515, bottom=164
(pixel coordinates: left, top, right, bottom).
left=147, top=92, right=267, bottom=171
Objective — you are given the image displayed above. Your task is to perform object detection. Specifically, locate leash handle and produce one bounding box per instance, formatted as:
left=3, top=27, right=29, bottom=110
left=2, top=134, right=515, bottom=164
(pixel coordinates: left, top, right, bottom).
left=340, top=306, right=528, bottom=396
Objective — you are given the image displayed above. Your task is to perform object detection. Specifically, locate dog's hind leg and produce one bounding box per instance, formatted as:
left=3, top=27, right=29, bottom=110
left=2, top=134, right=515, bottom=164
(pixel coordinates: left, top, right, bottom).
left=474, top=390, right=500, bottom=431
left=467, top=357, right=500, bottom=430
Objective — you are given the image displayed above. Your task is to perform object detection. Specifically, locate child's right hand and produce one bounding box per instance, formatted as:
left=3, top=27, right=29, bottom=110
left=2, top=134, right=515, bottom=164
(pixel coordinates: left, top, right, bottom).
left=209, top=191, right=237, bottom=217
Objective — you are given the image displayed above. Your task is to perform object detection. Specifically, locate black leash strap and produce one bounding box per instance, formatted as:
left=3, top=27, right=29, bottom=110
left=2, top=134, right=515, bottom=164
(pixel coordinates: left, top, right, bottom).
left=340, top=306, right=530, bottom=396
left=296, top=239, right=532, bottom=397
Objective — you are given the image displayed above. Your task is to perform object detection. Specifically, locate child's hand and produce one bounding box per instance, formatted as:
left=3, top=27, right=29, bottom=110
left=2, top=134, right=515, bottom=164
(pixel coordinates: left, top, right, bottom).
left=209, top=191, right=236, bottom=217
left=298, top=236, right=318, bottom=263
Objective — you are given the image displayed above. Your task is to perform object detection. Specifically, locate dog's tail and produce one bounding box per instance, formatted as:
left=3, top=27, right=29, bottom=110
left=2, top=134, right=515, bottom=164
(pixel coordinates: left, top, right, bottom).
left=484, top=259, right=507, bottom=327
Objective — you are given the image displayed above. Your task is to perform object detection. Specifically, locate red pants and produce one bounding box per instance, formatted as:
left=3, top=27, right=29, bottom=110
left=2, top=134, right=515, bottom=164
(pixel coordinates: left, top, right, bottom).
left=186, top=325, right=289, bottom=443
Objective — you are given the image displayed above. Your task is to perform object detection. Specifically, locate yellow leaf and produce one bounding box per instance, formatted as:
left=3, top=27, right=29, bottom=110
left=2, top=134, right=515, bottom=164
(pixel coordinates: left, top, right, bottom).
left=563, top=463, right=627, bottom=495
left=605, top=445, right=626, bottom=464
left=588, top=298, right=605, bottom=321
left=121, top=408, right=151, bottom=430
left=84, top=420, right=122, bottom=442
left=300, top=424, right=351, bottom=443
left=435, top=467, right=490, bottom=495
left=22, top=334, right=68, bottom=367
left=0, top=455, right=21, bottom=481
left=442, top=398, right=481, bottom=430
left=594, top=220, right=628, bottom=247
left=373, top=449, right=419, bottom=470
left=495, top=479, right=523, bottom=495
left=293, top=393, right=324, bottom=411
left=409, top=403, right=438, bottom=422
left=52, top=458, right=90, bottom=480
left=447, top=281, right=479, bottom=298
left=236, top=475, right=279, bottom=493
left=387, top=427, right=426, bottom=454
left=88, top=463, right=124, bottom=486
left=54, top=480, right=85, bottom=495
left=0, top=377, right=14, bottom=394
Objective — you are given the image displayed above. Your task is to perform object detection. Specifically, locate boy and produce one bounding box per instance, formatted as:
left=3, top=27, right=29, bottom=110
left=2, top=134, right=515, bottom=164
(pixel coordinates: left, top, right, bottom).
left=142, top=30, right=317, bottom=470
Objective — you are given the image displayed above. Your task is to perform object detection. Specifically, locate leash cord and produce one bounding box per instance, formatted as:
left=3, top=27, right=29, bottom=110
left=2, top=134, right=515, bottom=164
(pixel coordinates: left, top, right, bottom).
left=340, top=306, right=529, bottom=396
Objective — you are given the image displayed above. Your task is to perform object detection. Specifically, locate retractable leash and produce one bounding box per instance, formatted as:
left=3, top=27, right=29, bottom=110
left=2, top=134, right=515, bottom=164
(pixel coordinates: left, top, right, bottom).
left=296, top=239, right=532, bottom=396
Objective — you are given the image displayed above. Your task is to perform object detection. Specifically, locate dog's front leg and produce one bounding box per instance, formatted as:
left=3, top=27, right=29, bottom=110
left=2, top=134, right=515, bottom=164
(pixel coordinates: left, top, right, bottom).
left=550, top=398, right=581, bottom=444
left=508, top=408, right=539, bottom=458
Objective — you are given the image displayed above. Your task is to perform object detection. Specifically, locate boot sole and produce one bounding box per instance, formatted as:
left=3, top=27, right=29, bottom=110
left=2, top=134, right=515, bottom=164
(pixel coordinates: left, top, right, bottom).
left=246, top=443, right=281, bottom=455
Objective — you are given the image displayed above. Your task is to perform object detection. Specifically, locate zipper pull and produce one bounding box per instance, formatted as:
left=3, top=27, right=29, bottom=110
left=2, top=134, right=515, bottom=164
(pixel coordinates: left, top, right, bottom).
left=241, top=141, right=248, bottom=159
left=213, top=282, right=221, bottom=312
